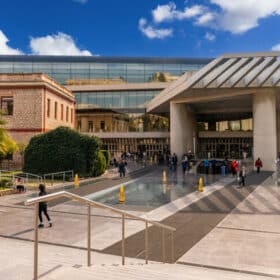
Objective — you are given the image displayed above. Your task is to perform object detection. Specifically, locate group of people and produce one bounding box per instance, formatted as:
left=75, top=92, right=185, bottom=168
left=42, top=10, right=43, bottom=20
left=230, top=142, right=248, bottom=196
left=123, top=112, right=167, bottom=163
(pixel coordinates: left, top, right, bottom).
left=165, top=150, right=193, bottom=174
left=112, top=158, right=127, bottom=178
left=230, top=160, right=246, bottom=187
left=230, top=157, right=263, bottom=187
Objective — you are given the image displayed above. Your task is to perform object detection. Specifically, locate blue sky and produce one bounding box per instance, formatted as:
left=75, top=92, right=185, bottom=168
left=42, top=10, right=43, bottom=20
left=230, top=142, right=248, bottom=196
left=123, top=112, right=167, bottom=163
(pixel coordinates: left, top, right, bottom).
left=0, top=0, right=280, bottom=58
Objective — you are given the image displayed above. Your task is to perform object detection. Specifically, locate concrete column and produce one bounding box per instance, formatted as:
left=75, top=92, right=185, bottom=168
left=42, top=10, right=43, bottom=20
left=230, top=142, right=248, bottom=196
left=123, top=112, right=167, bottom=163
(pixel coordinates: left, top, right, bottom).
left=81, top=117, right=88, bottom=132
left=277, top=95, right=280, bottom=155
left=253, top=90, right=277, bottom=171
left=170, top=102, right=196, bottom=159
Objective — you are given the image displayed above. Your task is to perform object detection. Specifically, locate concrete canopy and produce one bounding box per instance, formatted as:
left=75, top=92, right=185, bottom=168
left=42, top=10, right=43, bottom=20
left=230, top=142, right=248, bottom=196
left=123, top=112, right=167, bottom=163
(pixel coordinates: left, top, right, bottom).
left=147, top=52, right=280, bottom=171
left=147, top=52, right=280, bottom=113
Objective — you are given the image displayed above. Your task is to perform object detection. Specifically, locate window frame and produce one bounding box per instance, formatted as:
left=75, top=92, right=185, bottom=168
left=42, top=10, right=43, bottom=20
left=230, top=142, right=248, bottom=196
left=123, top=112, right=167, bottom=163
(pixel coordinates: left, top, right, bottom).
left=47, top=99, right=51, bottom=118
left=1, top=96, right=13, bottom=116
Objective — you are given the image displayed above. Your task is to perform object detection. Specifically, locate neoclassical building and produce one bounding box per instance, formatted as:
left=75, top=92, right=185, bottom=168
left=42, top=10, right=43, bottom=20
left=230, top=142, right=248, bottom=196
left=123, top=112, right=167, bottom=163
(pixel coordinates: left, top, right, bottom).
left=147, top=52, right=280, bottom=171
left=0, top=73, right=75, bottom=143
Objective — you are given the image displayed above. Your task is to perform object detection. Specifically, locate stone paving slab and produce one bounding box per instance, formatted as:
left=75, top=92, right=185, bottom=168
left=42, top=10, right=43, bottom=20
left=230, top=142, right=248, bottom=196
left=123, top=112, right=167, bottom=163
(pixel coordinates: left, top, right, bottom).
left=0, top=174, right=231, bottom=251
left=178, top=173, right=280, bottom=277
left=178, top=227, right=280, bottom=276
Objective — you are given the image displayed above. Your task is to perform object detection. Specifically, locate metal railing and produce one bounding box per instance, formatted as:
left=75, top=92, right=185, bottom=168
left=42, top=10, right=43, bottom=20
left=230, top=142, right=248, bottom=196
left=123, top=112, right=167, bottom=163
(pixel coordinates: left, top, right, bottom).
left=43, top=170, right=74, bottom=186
left=25, top=191, right=176, bottom=280
left=17, top=173, right=43, bottom=185
left=0, top=171, right=43, bottom=189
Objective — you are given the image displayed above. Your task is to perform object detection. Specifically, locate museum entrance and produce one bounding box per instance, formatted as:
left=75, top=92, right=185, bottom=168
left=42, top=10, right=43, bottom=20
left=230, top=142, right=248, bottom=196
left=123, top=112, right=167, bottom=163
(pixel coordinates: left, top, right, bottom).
left=102, top=137, right=170, bottom=158
left=198, top=137, right=253, bottom=159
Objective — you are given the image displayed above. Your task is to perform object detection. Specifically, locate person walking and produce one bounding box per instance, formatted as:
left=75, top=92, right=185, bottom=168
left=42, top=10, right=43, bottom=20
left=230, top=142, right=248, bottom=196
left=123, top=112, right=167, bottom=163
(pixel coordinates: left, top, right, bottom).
left=38, top=184, right=52, bottom=228
left=118, top=159, right=126, bottom=178
left=231, top=160, right=238, bottom=176
left=204, top=159, right=209, bottom=175
left=172, top=153, right=178, bottom=171
left=181, top=155, right=188, bottom=175
left=238, top=166, right=246, bottom=188
left=255, top=158, right=263, bottom=173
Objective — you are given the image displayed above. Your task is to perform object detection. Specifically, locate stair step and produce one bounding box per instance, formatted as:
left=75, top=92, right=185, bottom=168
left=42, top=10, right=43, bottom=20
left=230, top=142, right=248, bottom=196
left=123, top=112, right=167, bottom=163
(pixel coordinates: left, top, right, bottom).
left=42, top=263, right=274, bottom=280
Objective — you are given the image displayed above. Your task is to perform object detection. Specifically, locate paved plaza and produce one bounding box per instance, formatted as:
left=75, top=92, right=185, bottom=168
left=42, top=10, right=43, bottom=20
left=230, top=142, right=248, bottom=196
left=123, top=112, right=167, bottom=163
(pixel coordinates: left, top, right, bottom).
left=0, top=167, right=279, bottom=279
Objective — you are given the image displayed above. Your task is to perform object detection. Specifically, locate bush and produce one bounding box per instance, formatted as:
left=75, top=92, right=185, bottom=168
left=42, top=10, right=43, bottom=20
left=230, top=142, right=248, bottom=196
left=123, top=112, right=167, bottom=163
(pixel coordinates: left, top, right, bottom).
left=101, top=150, right=111, bottom=167
left=93, top=150, right=106, bottom=177
left=23, top=126, right=101, bottom=177
left=0, top=178, right=12, bottom=188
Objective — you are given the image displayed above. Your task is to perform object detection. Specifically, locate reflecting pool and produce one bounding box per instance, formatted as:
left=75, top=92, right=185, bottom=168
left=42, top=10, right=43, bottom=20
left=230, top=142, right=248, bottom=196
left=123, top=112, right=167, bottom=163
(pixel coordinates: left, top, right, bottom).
left=87, top=169, right=221, bottom=208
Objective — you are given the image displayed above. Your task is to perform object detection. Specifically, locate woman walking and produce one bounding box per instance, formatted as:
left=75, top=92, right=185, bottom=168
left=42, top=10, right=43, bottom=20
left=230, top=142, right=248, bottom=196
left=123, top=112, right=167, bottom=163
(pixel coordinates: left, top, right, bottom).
left=255, top=158, right=262, bottom=173
left=38, top=184, right=52, bottom=228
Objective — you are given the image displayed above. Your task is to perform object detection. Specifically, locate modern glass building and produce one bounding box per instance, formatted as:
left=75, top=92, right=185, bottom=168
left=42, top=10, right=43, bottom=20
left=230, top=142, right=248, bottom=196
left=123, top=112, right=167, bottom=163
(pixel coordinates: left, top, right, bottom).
left=0, top=55, right=211, bottom=84
left=0, top=55, right=212, bottom=157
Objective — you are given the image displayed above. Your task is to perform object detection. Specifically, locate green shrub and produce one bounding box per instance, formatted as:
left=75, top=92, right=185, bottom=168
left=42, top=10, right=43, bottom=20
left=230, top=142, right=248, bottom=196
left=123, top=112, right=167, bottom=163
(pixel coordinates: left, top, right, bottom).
left=93, top=150, right=106, bottom=177
left=23, top=126, right=101, bottom=177
left=101, top=150, right=111, bottom=167
left=0, top=178, right=12, bottom=188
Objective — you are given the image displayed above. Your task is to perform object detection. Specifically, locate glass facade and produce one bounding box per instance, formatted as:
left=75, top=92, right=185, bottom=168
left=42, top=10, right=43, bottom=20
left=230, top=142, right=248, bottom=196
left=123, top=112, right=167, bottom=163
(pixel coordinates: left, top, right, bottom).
left=76, top=112, right=169, bottom=133
left=74, top=90, right=160, bottom=109
left=102, top=137, right=169, bottom=159
left=0, top=56, right=212, bottom=85
left=198, top=137, right=253, bottom=159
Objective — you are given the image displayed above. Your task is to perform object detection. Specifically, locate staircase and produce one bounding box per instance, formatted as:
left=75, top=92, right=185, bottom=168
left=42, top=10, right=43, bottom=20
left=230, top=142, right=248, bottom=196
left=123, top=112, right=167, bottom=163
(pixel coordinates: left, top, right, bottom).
left=42, top=262, right=270, bottom=280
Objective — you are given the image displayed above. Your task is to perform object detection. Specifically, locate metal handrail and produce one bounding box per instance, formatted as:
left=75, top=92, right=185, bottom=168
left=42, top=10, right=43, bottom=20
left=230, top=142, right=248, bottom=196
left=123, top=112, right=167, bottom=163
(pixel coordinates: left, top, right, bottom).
left=25, top=191, right=175, bottom=231
left=43, top=170, right=74, bottom=186
left=25, top=191, right=176, bottom=280
left=21, top=172, right=43, bottom=179
left=43, top=170, right=73, bottom=177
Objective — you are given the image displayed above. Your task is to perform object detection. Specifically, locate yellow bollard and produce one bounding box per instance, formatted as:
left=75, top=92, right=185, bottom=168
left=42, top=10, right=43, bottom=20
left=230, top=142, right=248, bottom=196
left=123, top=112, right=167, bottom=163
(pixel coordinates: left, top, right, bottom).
left=198, top=177, right=203, bottom=192
left=74, top=174, right=79, bottom=188
left=162, top=170, right=167, bottom=183
left=119, top=184, right=125, bottom=203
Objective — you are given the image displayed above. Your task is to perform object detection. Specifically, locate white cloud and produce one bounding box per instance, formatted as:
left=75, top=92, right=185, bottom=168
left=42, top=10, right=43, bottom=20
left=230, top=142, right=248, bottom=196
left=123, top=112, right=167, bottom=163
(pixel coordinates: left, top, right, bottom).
left=208, top=0, right=280, bottom=34
left=205, top=32, right=216, bottom=41
left=139, top=18, right=173, bottom=39
left=196, top=12, right=216, bottom=26
left=272, top=43, right=280, bottom=51
left=145, top=0, right=280, bottom=37
left=0, top=30, right=23, bottom=55
left=152, top=2, right=205, bottom=23
left=30, top=32, right=92, bottom=56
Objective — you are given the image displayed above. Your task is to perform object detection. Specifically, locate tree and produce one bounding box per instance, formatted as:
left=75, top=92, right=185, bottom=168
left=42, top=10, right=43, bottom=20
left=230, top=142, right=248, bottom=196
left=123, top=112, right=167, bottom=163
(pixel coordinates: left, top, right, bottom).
left=17, top=142, right=27, bottom=166
left=0, top=116, right=18, bottom=160
left=24, top=126, right=102, bottom=176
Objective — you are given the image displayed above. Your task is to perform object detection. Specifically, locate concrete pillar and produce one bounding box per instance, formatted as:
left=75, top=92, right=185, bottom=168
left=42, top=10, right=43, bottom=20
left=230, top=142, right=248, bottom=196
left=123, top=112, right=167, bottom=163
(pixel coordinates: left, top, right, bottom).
left=277, top=95, right=280, bottom=155
left=81, top=117, right=88, bottom=132
left=170, top=102, right=196, bottom=159
left=253, top=90, right=277, bottom=171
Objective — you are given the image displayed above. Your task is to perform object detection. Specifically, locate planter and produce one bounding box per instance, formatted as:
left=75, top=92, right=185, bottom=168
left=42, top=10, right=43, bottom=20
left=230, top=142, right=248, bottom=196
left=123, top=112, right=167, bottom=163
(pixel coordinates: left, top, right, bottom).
left=0, top=189, right=17, bottom=196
